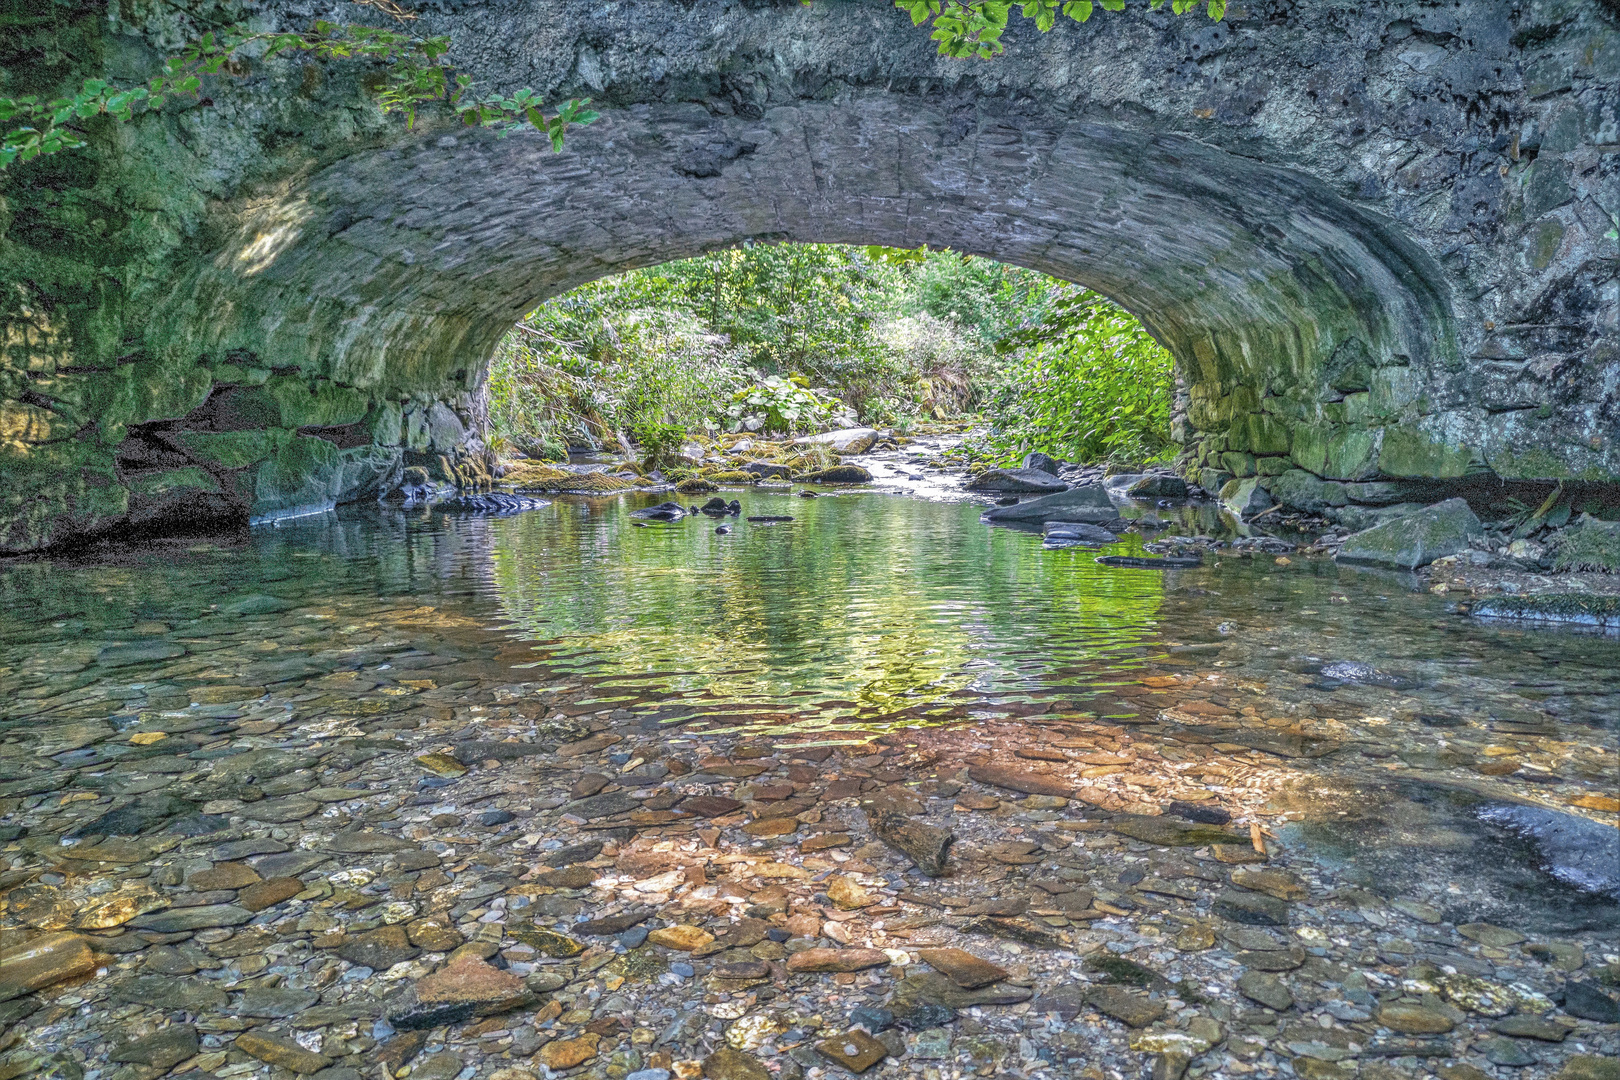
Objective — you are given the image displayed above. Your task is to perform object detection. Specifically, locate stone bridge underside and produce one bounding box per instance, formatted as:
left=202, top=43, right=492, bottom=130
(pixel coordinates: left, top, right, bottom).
left=1, top=0, right=1616, bottom=552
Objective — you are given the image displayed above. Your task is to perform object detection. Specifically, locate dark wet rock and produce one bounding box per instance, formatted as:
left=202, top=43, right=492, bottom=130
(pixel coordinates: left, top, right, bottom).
left=1237, top=947, right=1306, bottom=972
left=1562, top=981, right=1620, bottom=1023
left=1336, top=498, right=1481, bottom=570
left=232, top=985, right=320, bottom=1018
left=742, top=461, right=792, bottom=480
left=1376, top=1002, right=1456, bottom=1034
left=1214, top=890, right=1292, bottom=926
left=1237, top=971, right=1295, bottom=1011
left=1476, top=804, right=1620, bottom=902
left=389, top=954, right=533, bottom=1030
left=680, top=794, right=744, bottom=817
left=1096, top=555, right=1203, bottom=569
left=1482, top=1037, right=1538, bottom=1067
left=337, top=926, right=421, bottom=969
left=129, top=904, right=252, bottom=933
left=1031, top=984, right=1089, bottom=1020
left=1167, top=800, right=1231, bottom=825
left=1464, top=594, right=1620, bottom=630
left=1042, top=523, right=1118, bottom=548
left=1085, top=985, right=1167, bottom=1027
left=1112, top=816, right=1248, bottom=847
left=109, top=1025, right=199, bottom=1069
left=235, top=1031, right=331, bottom=1074
left=1021, top=452, right=1061, bottom=476
left=1125, top=474, right=1188, bottom=498
left=109, top=975, right=230, bottom=1012
left=869, top=812, right=953, bottom=877
left=965, top=915, right=1061, bottom=947
left=816, top=1029, right=888, bottom=1073
left=630, top=501, right=686, bottom=520
left=982, top=485, right=1111, bottom=523
left=967, top=468, right=1067, bottom=494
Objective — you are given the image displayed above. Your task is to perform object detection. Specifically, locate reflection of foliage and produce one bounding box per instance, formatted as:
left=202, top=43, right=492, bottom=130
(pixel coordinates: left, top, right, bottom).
left=487, top=496, right=1164, bottom=737
left=977, top=288, right=1176, bottom=465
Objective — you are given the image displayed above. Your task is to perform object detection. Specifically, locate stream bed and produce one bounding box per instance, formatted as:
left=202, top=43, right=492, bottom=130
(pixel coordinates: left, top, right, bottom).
left=1, top=485, right=1616, bottom=1080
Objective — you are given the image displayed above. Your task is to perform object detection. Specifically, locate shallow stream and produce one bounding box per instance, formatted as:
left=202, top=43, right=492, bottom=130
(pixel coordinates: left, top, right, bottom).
left=3, top=484, right=1616, bottom=926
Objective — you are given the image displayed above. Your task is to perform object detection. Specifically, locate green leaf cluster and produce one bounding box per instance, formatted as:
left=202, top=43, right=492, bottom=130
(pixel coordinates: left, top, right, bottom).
left=976, top=288, right=1176, bottom=465
left=895, top=0, right=1223, bottom=58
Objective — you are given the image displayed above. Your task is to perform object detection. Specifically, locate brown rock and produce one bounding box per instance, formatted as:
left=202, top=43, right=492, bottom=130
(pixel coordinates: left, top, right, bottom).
left=917, top=947, right=1008, bottom=989
left=537, top=1035, right=600, bottom=1070
left=815, top=1029, right=888, bottom=1073
left=235, top=1032, right=331, bottom=1074
left=800, top=833, right=853, bottom=852
left=413, top=953, right=530, bottom=1020
left=702, top=1045, right=772, bottom=1080
left=786, top=947, right=890, bottom=973
left=742, top=818, right=798, bottom=837
left=406, top=916, right=465, bottom=951
left=647, top=925, right=715, bottom=951
left=1230, top=869, right=1306, bottom=900
left=967, top=764, right=1073, bottom=798
left=0, top=932, right=95, bottom=1001
left=336, top=924, right=420, bottom=969
left=827, top=876, right=878, bottom=910
left=1376, top=1002, right=1456, bottom=1035
left=187, top=862, right=262, bottom=890
left=681, top=795, right=744, bottom=817
left=239, top=877, right=303, bottom=912
left=556, top=733, right=623, bottom=758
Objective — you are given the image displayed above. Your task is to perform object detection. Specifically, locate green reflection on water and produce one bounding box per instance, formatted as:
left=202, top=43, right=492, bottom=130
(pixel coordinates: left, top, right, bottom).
left=485, top=490, right=1166, bottom=734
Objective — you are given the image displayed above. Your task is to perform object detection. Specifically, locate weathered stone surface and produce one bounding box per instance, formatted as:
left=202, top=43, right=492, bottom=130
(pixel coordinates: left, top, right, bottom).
left=787, top=947, right=890, bottom=973
left=109, top=1025, right=199, bottom=1069
left=1336, top=499, right=1482, bottom=570
left=967, top=765, right=1072, bottom=798
left=6, top=1, right=1615, bottom=554
left=703, top=1046, right=772, bottom=1080
left=981, top=485, right=1114, bottom=523
left=966, top=468, right=1068, bottom=494
left=336, top=925, right=420, bottom=969
left=128, top=904, right=253, bottom=933
left=235, top=1031, right=332, bottom=1074
left=917, top=948, right=1007, bottom=989
left=0, top=933, right=95, bottom=1001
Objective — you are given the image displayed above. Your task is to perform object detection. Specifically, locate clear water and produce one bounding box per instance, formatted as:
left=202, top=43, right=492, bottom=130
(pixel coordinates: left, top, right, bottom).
left=2, top=489, right=1616, bottom=920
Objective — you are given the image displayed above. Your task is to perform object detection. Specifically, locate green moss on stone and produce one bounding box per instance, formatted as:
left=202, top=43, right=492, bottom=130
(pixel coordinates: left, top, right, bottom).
left=1487, top=445, right=1574, bottom=480
left=176, top=430, right=282, bottom=469
left=126, top=467, right=219, bottom=497
left=1379, top=427, right=1472, bottom=479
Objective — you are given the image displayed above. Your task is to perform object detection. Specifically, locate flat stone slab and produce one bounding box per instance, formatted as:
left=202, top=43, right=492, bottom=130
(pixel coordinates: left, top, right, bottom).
left=967, top=764, right=1072, bottom=798
left=128, top=904, right=253, bottom=933
left=786, top=947, right=890, bottom=973
left=917, top=947, right=1008, bottom=989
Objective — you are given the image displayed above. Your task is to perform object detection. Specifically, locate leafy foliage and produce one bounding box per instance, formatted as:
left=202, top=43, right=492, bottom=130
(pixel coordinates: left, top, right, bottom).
left=630, top=421, right=689, bottom=471
left=894, top=0, right=1225, bottom=58
left=488, top=243, right=1176, bottom=467
left=977, top=288, right=1176, bottom=464
left=1, top=18, right=595, bottom=169
left=725, top=375, right=857, bottom=436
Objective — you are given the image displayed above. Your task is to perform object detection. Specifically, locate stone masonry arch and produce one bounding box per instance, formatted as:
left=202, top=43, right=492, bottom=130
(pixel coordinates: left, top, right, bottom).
left=1, top=0, right=1616, bottom=551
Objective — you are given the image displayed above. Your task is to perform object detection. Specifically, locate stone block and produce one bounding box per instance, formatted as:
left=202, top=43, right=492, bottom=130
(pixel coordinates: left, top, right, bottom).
left=176, top=430, right=281, bottom=469
left=1379, top=427, right=1472, bottom=479
left=1255, top=455, right=1292, bottom=476
left=1220, top=452, right=1256, bottom=478
left=1268, top=469, right=1347, bottom=512
left=1335, top=498, right=1482, bottom=570
left=1220, top=477, right=1274, bottom=517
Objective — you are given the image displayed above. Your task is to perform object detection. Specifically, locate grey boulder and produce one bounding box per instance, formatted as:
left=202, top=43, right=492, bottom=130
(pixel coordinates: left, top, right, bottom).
left=967, top=468, right=1068, bottom=494
left=981, top=485, right=1113, bottom=523
left=1335, top=497, right=1481, bottom=570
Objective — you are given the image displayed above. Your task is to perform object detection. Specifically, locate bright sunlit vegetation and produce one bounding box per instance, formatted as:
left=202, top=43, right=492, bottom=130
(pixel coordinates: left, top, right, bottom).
left=487, top=244, right=1174, bottom=468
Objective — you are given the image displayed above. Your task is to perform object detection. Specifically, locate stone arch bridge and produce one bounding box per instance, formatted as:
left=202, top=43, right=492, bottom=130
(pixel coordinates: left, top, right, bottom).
left=1, top=0, right=1616, bottom=552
